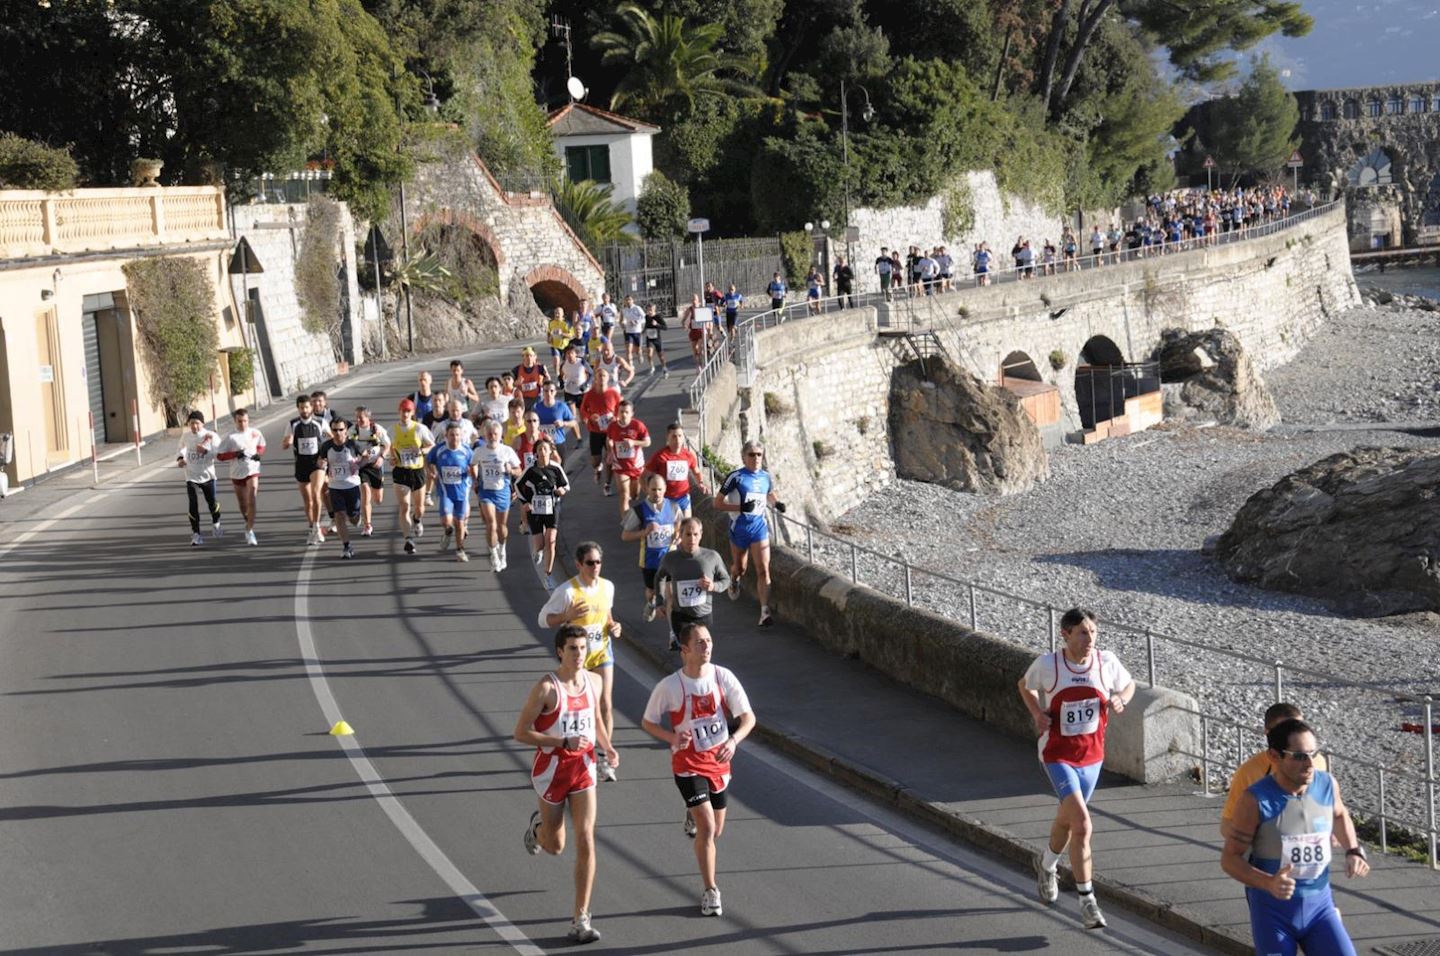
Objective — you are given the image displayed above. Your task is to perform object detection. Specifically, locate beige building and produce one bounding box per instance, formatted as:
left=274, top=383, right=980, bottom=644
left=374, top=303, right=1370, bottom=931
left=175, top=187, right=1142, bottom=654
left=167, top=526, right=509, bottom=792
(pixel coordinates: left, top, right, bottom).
left=0, top=185, right=259, bottom=490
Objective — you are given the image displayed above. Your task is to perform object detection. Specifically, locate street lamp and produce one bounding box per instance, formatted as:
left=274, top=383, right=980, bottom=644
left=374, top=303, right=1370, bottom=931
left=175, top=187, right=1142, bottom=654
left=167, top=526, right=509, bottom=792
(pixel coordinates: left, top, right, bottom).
left=840, top=80, right=874, bottom=245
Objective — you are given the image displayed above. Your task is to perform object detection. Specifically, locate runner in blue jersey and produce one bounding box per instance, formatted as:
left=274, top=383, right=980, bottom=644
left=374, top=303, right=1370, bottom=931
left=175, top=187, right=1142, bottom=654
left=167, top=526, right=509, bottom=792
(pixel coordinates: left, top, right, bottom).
left=722, top=285, right=744, bottom=336
left=427, top=422, right=477, bottom=563
left=766, top=272, right=786, bottom=310
left=1221, top=718, right=1369, bottom=956
left=534, top=381, right=580, bottom=452
left=714, top=440, right=780, bottom=628
left=620, top=473, right=679, bottom=622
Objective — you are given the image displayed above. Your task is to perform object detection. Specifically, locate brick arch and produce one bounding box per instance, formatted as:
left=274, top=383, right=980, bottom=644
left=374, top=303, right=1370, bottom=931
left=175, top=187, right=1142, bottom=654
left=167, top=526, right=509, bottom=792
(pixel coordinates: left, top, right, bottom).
left=413, top=208, right=505, bottom=271
left=525, top=264, right=588, bottom=315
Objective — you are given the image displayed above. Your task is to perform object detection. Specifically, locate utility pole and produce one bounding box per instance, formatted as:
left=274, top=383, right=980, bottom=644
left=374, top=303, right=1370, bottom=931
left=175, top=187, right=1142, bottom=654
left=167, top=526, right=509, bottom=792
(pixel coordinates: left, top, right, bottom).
left=552, top=15, right=575, bottom=99
left=841, top=79, right=851, bottom=242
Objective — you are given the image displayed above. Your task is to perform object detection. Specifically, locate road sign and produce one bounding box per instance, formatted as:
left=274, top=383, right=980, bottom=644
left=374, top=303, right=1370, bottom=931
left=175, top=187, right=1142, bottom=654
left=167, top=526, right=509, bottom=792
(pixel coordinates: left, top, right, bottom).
left=1202, top=156, right=1216, bottom=169
left=686, top=218, right=710, bottom=234
left=1286, top=150, right=1304, bottom=168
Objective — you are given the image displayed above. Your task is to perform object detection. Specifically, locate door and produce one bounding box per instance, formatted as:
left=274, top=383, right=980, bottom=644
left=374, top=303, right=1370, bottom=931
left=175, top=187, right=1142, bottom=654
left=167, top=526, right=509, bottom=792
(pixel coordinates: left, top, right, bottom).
left=35, top=308, right=68, bottom=464
left=82, top=313, right=106, bottom=444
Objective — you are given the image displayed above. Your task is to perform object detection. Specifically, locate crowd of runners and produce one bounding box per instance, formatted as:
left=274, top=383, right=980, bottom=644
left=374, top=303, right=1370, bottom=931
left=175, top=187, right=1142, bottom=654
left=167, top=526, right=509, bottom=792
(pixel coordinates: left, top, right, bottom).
left=174, top=278, right=1373, bottom=950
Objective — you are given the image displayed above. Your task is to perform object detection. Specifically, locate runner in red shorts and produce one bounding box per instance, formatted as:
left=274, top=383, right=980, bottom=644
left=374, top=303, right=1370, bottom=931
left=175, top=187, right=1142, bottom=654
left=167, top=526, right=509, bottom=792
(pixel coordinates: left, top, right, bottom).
left=514, top=624, right=619, bottom=944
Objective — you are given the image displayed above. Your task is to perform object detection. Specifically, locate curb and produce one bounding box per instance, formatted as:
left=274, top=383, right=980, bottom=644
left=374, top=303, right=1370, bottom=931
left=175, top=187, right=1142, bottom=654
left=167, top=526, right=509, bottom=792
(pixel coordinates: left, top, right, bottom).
left=617, top=625, right=1254, bottom=956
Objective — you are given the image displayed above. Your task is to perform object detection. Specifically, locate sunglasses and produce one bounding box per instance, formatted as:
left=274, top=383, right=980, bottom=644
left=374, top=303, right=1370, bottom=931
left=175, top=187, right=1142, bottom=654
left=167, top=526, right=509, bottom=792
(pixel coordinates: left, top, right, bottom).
left=581, top=558, right=603, bottom=567
left=1279, top=749, right=1320, bottom=762
left=745, top=451, right=764, bottom=458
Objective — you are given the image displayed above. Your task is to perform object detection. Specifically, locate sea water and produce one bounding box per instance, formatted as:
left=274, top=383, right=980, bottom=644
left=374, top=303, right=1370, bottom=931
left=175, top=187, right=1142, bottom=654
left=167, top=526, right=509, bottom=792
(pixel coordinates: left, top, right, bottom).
left=1354, top=263, right=1440, bottom=301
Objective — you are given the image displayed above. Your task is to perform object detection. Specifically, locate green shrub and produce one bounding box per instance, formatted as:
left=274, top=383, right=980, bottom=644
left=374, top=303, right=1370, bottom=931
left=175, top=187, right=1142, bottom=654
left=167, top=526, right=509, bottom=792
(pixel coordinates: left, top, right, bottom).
left=701, top=444, right=735, bottom=477
left=1049, top=349, right=1067, bottom=370
left=812, top=439, right=834, bottom=459
left=778, top=231, right=812, bottom=285
left=226, top=346, right=255, bottom=394
left=296, top=196, right=343, bottom=358
left=940, top=178, right=975, bottom=238
left=123, top=257, right=219, bottom=425
left=635, top=170, right=690, bottom=240
left=763, top=391, right=788, bottom=416
left=0, top=133, right=79, bottom=190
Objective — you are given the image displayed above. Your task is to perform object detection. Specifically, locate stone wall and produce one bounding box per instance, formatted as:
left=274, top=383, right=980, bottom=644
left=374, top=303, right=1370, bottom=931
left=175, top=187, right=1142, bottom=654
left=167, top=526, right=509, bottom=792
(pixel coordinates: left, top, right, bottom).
left=230, top=202, right=361, bottom=399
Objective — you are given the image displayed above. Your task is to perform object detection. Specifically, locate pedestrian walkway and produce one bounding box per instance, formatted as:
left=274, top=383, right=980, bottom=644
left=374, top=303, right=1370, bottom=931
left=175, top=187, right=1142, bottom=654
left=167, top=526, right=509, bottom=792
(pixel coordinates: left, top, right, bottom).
left=538, top=354, right=1440, bottom=956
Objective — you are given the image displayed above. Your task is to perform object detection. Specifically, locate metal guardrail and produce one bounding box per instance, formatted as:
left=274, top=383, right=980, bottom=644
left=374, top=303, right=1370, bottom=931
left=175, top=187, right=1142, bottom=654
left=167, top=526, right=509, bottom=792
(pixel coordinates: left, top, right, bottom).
left=684, top=198, right=1439, bottom=868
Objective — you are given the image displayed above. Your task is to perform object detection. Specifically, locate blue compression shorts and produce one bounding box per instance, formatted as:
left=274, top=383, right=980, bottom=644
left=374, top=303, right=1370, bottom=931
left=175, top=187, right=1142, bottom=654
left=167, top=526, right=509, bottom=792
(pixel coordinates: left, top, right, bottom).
left=438, top=493, right=470, bottom=519
left=1044, top=761, right=1101, bottom=804
left=729, top=517, right=769, bottom=549
left=478, top=488, right=511, bottom=511
left=1246, top=886, right=1355, bottom=956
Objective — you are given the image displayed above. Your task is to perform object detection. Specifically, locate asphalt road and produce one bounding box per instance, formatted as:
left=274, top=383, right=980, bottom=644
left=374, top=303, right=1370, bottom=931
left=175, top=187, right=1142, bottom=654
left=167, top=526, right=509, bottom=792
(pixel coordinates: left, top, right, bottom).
left=0, top=340, right=1220, bottom=955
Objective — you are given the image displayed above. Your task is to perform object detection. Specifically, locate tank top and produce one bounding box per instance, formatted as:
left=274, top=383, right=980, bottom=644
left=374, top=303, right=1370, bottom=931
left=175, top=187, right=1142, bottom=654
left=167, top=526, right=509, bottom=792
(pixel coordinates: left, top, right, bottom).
left=515, top=363, right=547, bottom=399
left=391, top=421, right=428, bottom=469
left=1034, top=650, right=1126, bottom=767
left=446, top=380, right=472, bottom=413
left=532, top=673, right=596, bottom=758
left=663, top=669, right=734, bottom=777
left=565, top=576, right=613, bottom=659
left=1249, top=771, right=1336, bottom=895
left=593, top=354, right=623, bottom=391
left=634, top=497, right=677, bottom=569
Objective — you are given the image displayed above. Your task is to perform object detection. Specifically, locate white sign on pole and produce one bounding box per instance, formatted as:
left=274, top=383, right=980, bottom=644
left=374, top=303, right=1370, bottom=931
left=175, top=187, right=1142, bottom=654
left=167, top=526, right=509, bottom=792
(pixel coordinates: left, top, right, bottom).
left=686, top=218, right=710, bottom=234
left=1286, top=150, right=1304, bottom=168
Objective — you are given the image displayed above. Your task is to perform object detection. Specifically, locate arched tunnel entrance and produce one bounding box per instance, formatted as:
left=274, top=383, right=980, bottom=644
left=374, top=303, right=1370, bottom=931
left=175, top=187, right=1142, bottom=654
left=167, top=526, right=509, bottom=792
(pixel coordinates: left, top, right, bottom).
left=999, top=349, right=1061, bottom=446
left=1074, top=335, right=1161, bottom=434
left=526, top=265, right=587, bottom=317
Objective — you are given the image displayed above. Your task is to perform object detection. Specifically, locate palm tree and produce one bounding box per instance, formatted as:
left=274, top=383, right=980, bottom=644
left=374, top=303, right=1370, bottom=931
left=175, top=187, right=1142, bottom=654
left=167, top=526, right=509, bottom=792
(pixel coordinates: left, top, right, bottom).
left=553, top=178, right=636, bottom=252
left=591, top=3, right=758, bottom=117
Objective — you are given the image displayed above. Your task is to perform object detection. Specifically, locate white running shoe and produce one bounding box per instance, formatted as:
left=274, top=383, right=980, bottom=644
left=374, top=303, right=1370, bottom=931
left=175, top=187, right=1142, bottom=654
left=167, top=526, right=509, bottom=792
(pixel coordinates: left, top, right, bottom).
left=413, top=519, right=425, bottom=538
left=315, top=526, right=327, bottom=544
left=596, top=753, right=617, bottom=783
left=726, top=581, right=740, bottom=601
left=543, top=573, right=558, bottom=590
left=1080, top=894, right=1107, bottom=929
left=700, top=887, right=722, bottom=917
left=211, top=522, right=224, bottom=539
left=644, top=600, right=657, bottom=623
left=758, top=606, right=774, bottom=628
left=456, top=549, right=469, bottom=563
left=490, top=547, right=501, bottom=572
left=662, top=368, right=670, bottom=379
left=441, top=527, right=452, bottom=552
left=361, top=523, right=373, bottom=537
left=190, top=532, right=204, bottom=547
left=568, top=911, right=601, bottom=944
left=533, top=550, right=544, bottom=566
left=523, top=810, right=541, bottom=855
left=683, top=812, right=696, bottom=839
left=424, top=493, right=434, bottom=507
left=1035, top=856, right=1059, bottom=904
left=306, top=526, right=317, bottom=546
left=245, top=530, right=258, bottom=546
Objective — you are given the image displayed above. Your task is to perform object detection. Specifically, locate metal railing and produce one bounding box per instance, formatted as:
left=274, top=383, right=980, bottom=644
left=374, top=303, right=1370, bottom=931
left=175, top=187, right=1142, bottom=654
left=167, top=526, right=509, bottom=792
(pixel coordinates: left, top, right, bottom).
left=685, top=197, right=1439, bottom=868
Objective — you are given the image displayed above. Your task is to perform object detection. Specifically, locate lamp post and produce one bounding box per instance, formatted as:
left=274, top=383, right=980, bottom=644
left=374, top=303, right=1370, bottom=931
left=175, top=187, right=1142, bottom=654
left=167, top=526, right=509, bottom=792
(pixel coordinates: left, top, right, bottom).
left=839, top=79, right=874, bottom=253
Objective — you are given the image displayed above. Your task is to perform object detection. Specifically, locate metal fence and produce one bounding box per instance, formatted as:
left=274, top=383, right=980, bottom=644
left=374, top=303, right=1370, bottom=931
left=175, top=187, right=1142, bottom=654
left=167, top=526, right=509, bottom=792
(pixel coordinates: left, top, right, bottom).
left=601, top=235, right=786, bottom=316
left=684, top=198, right=1439, bottom=869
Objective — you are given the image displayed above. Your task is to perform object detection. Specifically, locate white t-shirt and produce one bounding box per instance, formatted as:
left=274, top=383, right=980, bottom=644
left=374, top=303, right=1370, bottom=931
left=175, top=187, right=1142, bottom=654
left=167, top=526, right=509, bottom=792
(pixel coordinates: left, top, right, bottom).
left=621, top=304, right=646, bottom=334
left=599, top=302, right=619, bottom=326
left=439, top=418, right=478, bottom=448
left=561, top=360, right=590, bottom=394
left=217, top=428, right=265, bottom=480
left=478, top=397, right=510, bottom=425
left=537, top=577, right=616, bottom=631
left=475, top=443, right=521, bottom=491
left=178, top=429, right=221, bottom=483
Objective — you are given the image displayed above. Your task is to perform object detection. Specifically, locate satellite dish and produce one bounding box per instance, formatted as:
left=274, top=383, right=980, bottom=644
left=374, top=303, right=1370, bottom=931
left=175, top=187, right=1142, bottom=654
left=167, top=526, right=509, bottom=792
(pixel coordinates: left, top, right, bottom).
left=566, top=76, right=588, bottom=101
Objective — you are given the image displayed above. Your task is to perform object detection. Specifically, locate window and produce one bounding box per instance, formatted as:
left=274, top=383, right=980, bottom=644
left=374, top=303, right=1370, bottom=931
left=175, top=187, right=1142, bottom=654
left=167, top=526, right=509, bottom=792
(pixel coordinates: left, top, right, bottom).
left=1343, top=99, right=1360, bottom=119
left=1387, top=95, right=1404, bottom=115
left=564, top=145, right=611, bottom=184
left=1411, top=96, right=1428, bottom=114
left=1368, top=99, right=1383, bottom=117
left=1320, top=102, right=1337, bottom=121
left=1433, top=94, right=1440, bottom=112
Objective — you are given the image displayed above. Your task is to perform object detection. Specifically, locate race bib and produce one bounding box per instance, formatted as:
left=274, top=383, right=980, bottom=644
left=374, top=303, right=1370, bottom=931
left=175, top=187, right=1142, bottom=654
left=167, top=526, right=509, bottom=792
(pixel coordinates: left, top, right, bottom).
left=676, top=579, right=705, bottom=608
left=522, top=452, right=537, bottom=470
left=297, top=437, right=318, bottom=456
left=1281, top=832, right=1331, bottom=882
left=615, top=441, right=634, bottom=459
left=1060, top=698, right=1101, bottom=736
left=547, top=424, right=565, bottom=443
left=481, top=462, right=506, bottom=490
left=689, top=693, right=727, bottom=752
left=440, top=465, right=463, bottom=485
left=557, top=698, right=593, bottom=738
left=595, top=414, right=612, bottom=430
left=745, top=491, right=767, bottom=517
left=329, top=461, right=350, bottom=480
left=584, top=624, right=606, bottom=656
left=530, top=494, right=554, bottom=515
left=399, top=449, right=420, bottom=466
left=666, top=459, right=689, bottom=482
left=645, top=526, right=673, bottom=549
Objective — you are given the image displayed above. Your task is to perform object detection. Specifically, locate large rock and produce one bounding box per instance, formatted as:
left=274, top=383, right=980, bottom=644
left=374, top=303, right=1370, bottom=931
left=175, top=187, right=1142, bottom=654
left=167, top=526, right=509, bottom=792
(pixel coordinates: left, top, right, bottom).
left=888, top=356, right=1048, bottom=495
left=1216, top=446, right=1440, bottom=615
left=1153, top=327, right=1279, bottom=429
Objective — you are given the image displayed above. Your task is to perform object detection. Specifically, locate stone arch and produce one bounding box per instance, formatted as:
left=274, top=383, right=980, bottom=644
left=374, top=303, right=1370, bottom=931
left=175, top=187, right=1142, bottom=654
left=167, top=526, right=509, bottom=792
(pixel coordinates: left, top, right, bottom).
left=525, top=264, right=587, bottom=316
left=999, top=349, right=1042, bottom=383
left=413, top=208, right=505, bottom=272
left=1075, top=335, right=1128, bottom=430
left=1079, top=335, right=1125, bottom=367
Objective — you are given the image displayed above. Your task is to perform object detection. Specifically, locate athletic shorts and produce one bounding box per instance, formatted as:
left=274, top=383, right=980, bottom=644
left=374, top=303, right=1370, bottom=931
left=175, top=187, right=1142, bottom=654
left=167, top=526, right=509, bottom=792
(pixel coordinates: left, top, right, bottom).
left=478, top=488, right=511, bottom=511
left=675, top=772, right=730, bottom=810
left=550, top=346, right=565, bottom=359
left=526, top=512, right=557, bottom=534
left=438, top=493, right=469, bottom=520
left=584, top=635, right=614, bottom=670
left=725, top=311, right=738, bottom=329
left=1044, top=761, right=1101, bottom=804
left=729, top=517, right=769, bottom=549
left=1246, top=886, right=1354, bottom=956
left=393, top=467, right=424, bottom=490
left=807, top=289, right=819, bottom=300
left=611, top=457, right=642, bottom=479
left=689, top=328, right=705, bottom=343
left=668, top=493, right=693, bottom=513
left=645, top=336, right=663, bottom=354
left=328, top=486, right=362, bottom=520
left=564, top=391, right=584, bottom=407
left=358, top=465, right=383, bottom=490
left=770, top=298, right=783, bottom=310
left=588, top=431, right=607, bottom=456
left=230, top=475, right=259, bottom=489
left=531, top=749, right=596, bottom=805
left=294, top=456, right=321, bottom=482
left=642, top=567, right=659, bottom=590
left=624, top=332, right=641, bottom=347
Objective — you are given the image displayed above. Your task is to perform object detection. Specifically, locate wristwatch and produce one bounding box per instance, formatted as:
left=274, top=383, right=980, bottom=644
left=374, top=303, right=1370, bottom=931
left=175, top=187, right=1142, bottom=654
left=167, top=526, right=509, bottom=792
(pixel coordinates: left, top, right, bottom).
left=1345, top=846, right=1367, bottom=860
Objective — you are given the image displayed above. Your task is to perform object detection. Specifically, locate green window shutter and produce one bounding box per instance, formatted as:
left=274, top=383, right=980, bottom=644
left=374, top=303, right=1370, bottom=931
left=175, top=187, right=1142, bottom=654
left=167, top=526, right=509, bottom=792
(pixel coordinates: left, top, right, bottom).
left=566, top=146, right=589, bottom=182
left=589, top=145, right=611, bottom=184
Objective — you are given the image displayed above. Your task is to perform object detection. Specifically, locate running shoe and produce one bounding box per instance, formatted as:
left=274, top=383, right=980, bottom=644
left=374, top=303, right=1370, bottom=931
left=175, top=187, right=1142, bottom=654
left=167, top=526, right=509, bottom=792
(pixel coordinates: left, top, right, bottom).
left=1034, top=856, right=1059, bottom=904
left=593, top=468, right=602, bottom=485
left=533, top=550, right=544, bottom=566
left=683, top=812, right=696, bottom=839
left=211, top=521, right=224, bottom=539
left=543, top=573, right=558, bottom=590
left=403, top=538, right=416, bottom=555
left=523, top=810, right=541, bottom=856
left=441, top=527, right=452, bottom=552
left=190, top=532, right=204, bottom=547
left=568, top=912, right=601, bottom=944
left=490, top=548, right=501, bottom=572
left=700, top=887, right=723, bottom=917
left=1080, top=894, right=1107, bottom=929
left=644, top=599, right=657, bottom=623
left=245, top=530, right=258, bottom=546
left=342, top=543, right=355, bottom=560
left=424, top=493, right=434, bottom=507
left=726, top=581, right=740, bottom=601
left=668, top=634, right=680, bottom=653
left=306, top=526, right=317, bottom=546
left=498, top=546, right=507, bottom=571
left=602, top=484, right=613, bottom=497
left=596, top=753, right=617, bottom=783
left=456, top=549, right=469, bottom=563
left=662, top=368, right=670, bottom=379
left=315, top=526, right=327, bottom=544
left=414, top=519, right=425, bottom=538
left=758, top=606, right=774, bottom=628
left=361, top=523, right=373, bottom=537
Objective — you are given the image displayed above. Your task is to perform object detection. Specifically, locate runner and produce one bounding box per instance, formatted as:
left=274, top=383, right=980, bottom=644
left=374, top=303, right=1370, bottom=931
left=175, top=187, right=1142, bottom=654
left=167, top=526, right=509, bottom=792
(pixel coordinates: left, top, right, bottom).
left=547, top=307, right=575, bottom=376
left=176, top=410, right=223, bottom=547
left=605, top=399, right=651, bottom=518
left=574, top=298, right=596, bottom=355
left=538, top=542, right=620, bottom=782
left=514, top=346, right=551, bottom=408
left=579, top=367, right=622, bottom=495
left=443, top=359, right=480, bottom=415
left=310, top=390, right=334, bottom=425
left=477, top=376, right=510, bottom=426
left=1221, top=703, right=1329, bottom=840
left=312, top=390, right=336, bottom=535
left=597, top=292, right=619, bottom=341
left=282, top=393, right=327, bottom=544
left=619, top=294, right=646, bottom=366
left=427, top=422, right=477, bottom=563
left=560, top=344, right=591, bottom=414
left=1017, top=607, right=1136, bottom=930
left=682, top=293, right=710, bottom=367
left=643, top=422, right=707, bottom=519
left=436, top=398, right=479, bottom=448
left=513, top=623, right=618, bottom=945
left=474, top=419, right=523, bottom=572
left=643, top=303, right=668, bottom=377
left=501, top=397, right=528, bottom=449
left=1221, top=717, right=1369, bottom=956
left=534, top=381, right=580, bottom=457
left=875, top=247, right=894, bottom=301
left=352, top=406, right=390, bottom=538
left=409, top=370, right=437, bottom=422
left=516, top=436, right=569, bottom=588
left=620, top=472, right=678, bottom=621
left=215, top=407, right=264, bottom=546
left=656, top=517, right=731, bottom=651
left=641, top=622, right=755, bottom=918
left=766, top=271, right=786, bottom=311
left=590, top=337, right=634, bottom=394
left=722, top=284, right=743, bottom=337
left=390, top=398, right=434, bottom=555
left=714, top=441, right=779, bottom=627
left=318, top=418, right=367, bottom=560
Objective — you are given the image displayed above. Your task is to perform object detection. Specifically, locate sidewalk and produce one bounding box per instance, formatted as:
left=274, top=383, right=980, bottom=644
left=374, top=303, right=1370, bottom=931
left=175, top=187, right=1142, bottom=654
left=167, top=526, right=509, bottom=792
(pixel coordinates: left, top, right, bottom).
left=558, top=361, right=1440, bottom=956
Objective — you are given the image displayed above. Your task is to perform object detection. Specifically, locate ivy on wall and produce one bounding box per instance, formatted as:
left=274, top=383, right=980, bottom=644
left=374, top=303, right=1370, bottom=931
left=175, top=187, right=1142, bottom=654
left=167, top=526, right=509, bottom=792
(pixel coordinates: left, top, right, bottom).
left=122, top=257, right=219, bottom=426
left=296, top=195, right=344, bottom=360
